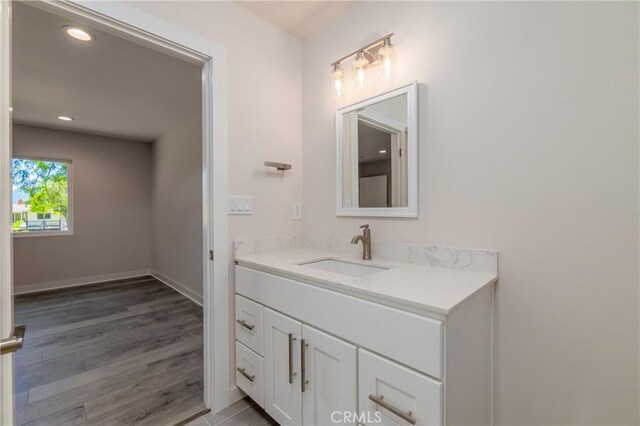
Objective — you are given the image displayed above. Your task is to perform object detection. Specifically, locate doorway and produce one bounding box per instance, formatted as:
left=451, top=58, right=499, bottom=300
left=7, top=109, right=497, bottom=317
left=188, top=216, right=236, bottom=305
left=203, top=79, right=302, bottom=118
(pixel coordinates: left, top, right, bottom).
left=0, top=1, right=230, bottom=424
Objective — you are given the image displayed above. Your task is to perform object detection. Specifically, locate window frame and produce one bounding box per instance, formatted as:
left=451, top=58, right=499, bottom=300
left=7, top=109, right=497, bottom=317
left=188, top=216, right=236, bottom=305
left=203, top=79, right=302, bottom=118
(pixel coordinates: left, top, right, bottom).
left=11, top=155, right=74, bottom=238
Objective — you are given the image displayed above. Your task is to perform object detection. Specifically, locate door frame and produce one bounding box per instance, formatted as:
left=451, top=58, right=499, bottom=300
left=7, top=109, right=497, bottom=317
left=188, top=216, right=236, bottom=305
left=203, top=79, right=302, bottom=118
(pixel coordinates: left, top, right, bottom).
left=0, top=0, right=230, bottom=422
left=0, top=1, right=14, bottom=424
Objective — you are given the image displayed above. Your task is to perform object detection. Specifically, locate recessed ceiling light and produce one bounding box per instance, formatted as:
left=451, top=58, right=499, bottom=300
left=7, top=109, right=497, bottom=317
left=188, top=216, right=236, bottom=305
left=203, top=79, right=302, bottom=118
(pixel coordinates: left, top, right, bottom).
left=8, top=107, right=12, bottom=112
left=63, top=26, right=95, bottom=42
left=58, top=116, right=75, bottom=121
left=379, top=149, right=387, bottom=154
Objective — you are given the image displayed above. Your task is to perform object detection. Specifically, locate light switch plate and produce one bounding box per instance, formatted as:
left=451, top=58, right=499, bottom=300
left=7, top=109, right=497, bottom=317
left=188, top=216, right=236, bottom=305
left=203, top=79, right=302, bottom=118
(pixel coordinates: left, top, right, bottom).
left=229, top=196, right=252, bottom=215
left=293, top=202, right=302, bottom=220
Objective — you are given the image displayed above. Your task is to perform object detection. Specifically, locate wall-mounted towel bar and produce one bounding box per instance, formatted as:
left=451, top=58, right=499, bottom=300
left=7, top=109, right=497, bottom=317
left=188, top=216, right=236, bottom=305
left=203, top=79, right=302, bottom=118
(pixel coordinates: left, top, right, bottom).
left=264, top=161, right=291, bottom=171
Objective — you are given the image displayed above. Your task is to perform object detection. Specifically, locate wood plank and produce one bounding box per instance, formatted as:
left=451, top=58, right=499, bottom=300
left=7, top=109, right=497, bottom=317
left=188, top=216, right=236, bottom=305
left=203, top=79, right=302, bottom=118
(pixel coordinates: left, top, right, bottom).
left=15, top=357, right=86, bottom=394
left=15, top=279, right=163, bottom=314
left=23, top=405, right=86, bottom=426
left=14, top=350, right=42, bottom=369
left=31, top=310, right=200, bottom=362
left=83, top=377, right=203, bottom=425
left=16, top=349, right=202, bottom=426
left=28, top=332, right=202, bottom=402
left=25, top=297, right=195, bottom=339
left=82, top=323, right=202, bottom=370
left=15, top=391, right=28, bottom=409
left=15, top=278, right=204, bottom=425
left=84, top=362, right=202, bottom=418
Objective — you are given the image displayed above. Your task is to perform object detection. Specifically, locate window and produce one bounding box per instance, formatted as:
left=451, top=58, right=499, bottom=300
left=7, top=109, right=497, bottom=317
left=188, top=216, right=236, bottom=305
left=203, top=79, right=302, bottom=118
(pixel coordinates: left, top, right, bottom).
left=12, top=157, right=72, bottom=235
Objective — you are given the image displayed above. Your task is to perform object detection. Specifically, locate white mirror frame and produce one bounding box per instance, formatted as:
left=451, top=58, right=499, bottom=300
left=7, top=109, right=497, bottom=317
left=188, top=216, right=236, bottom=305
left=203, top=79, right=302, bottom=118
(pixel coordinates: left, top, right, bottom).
left=336, top=81, right=418, bottom=217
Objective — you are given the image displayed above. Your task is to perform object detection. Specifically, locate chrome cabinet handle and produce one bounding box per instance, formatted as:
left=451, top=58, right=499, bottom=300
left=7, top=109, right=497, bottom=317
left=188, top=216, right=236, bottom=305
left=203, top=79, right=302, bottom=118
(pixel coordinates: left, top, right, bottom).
left=236, top=319, right=254, bottom=331
left=368, top=394, right=416, bottom=425
left=1, top=324, right=26, bottom=355
left=301, top=339, right=309, bottom=392
left=237, top=367, right=255, bottom=383
left=288, top=333, right=297, bottom=384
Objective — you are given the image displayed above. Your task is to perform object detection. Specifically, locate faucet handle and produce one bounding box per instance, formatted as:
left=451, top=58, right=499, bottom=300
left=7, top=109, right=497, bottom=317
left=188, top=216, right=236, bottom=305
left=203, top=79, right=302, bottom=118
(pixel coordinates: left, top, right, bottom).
left=360, top=224, right=369, bottom=229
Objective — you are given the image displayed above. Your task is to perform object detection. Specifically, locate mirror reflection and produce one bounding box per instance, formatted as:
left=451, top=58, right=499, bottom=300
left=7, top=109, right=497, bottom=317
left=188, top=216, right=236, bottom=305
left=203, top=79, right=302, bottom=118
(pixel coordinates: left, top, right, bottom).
left=341, top=94, right=408, bottom=208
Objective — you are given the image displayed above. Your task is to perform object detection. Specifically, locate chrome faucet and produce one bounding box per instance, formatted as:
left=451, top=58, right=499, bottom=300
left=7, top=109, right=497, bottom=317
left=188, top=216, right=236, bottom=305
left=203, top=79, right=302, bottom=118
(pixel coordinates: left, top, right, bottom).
left=351, top=224, right=372, bottom=260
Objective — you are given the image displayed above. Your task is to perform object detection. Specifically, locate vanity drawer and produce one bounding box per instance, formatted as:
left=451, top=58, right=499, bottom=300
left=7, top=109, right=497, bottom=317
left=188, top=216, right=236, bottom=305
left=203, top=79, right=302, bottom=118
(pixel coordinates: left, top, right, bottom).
left=236, top=266, right=443, bottom=379
left=359, top=349, right=443, bottom=426
left=236, top=341, right=264, bottom=408
left=235, top=294, right=264, bottom=355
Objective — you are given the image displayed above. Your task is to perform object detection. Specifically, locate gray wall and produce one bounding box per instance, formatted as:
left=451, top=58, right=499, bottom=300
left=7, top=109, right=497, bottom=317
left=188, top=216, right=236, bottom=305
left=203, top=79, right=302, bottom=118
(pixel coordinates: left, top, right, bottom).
left=12, top=125, right=152, bottom=290
left=150, top=114, right=202, bottom=300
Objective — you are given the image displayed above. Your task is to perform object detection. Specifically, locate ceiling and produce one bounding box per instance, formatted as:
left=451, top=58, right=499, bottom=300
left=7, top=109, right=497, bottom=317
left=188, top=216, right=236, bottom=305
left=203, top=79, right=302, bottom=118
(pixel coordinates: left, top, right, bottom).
left=12, top=3, right=201, bottom=142
left=236, top=1, right=355, bottom=39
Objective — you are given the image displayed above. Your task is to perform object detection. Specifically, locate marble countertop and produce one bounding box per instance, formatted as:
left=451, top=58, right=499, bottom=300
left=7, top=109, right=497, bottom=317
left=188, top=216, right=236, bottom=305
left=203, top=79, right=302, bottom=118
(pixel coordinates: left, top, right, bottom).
left=235, top=248, right=498, bottom=315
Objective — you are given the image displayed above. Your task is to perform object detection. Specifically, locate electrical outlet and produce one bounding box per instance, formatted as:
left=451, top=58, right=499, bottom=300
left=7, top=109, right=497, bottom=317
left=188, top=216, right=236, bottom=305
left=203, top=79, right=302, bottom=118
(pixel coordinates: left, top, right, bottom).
left=229, top=196, right=252, bottom=215
left=293, top=202, right=302, bottom=220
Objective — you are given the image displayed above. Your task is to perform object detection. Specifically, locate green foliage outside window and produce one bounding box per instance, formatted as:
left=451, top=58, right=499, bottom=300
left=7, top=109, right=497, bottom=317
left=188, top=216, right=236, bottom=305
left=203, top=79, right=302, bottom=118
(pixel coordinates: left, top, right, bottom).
left=12, top=159, right=69, bottom=232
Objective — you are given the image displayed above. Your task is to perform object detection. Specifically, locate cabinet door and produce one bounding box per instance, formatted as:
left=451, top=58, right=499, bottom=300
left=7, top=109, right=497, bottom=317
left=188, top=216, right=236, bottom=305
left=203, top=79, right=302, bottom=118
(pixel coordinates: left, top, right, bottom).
left=264, top=308, right=302, bottom=426
left=302, top=325, right=357, bottom=426
left=359, top=349, right=443, bottom=426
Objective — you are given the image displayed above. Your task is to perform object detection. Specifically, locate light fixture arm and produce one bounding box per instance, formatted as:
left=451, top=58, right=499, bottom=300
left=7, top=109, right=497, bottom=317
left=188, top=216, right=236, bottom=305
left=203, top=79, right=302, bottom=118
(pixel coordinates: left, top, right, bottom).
left=331, top=33, right=394, bottom=67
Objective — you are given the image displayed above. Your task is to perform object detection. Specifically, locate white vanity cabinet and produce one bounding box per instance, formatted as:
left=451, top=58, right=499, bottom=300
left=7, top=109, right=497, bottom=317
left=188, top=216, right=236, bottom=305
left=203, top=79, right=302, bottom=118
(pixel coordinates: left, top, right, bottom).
left=302, top=325, right=358, bottom=426
left=262, top=308, right=358, bottom=426
left=359, top=349, right=442, bottom=425
left=234, top=264, right=494, bottom=426
left=264, top=308, right=303, bottom=425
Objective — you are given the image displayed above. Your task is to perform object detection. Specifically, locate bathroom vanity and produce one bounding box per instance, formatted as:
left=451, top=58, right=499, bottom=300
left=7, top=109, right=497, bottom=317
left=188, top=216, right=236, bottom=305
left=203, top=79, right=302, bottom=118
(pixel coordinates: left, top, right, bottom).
left=232, top=82, right=496, bottom=425
left=233, top=244, right=497, bottom=426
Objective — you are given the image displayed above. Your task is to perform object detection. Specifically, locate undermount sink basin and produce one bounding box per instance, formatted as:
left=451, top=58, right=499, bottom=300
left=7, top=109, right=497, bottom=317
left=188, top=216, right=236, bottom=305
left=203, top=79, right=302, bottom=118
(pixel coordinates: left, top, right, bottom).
left=299, top=259, right=389, bottom=278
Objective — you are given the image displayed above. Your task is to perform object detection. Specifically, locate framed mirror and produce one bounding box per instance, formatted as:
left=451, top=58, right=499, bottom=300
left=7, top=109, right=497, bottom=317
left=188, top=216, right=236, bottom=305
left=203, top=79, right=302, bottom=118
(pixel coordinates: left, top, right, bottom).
left=336, top=81, right=418, bottom=217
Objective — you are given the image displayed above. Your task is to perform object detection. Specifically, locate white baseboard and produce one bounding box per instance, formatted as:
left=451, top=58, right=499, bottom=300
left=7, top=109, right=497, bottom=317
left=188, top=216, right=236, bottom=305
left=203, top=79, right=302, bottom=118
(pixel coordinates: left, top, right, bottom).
left=14, top=269, right=152, bottom=295
left=151, top=270, right=203, bottom=306
left=228, top=385, right=246, bottom=406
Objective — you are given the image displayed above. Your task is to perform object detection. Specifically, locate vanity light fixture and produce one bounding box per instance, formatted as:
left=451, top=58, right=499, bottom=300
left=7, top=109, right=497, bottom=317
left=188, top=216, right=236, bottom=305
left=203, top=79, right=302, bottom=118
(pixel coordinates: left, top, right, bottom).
left=330, top=33, right=396, bottom=98
left=63, top=26, right=95, bottom=42
left=58, top=116, right=75, bottom=121
left=379, top=149, right=387, bottom=154
left=378, top=38, right=395, bottom=80
left=353, top=51, right=369, bottom=89
left=332, top=63, right=343, bottom=97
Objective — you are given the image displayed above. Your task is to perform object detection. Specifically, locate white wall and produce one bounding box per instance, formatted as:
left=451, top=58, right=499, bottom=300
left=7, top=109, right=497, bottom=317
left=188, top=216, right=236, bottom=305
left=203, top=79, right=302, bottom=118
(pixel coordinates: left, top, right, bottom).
left=150, top=113, right=203, bottom=301
left=302, top=2, right=639, bottom=425
left=130, top=1, right=304, bottom=241
left=128, top=0, right=304, bottom=396
left=12, top=124, right=152, bottom=290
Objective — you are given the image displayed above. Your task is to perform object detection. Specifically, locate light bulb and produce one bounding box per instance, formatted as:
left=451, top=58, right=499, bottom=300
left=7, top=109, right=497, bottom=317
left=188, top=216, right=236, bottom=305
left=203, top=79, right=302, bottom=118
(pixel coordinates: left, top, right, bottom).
left=63, top=26, right=95, bottom=42
left=378, top=38, right=395, bottom=80
left=354, top=51, right=368, bottom=89
left=332, top=63, right=343, bottom=97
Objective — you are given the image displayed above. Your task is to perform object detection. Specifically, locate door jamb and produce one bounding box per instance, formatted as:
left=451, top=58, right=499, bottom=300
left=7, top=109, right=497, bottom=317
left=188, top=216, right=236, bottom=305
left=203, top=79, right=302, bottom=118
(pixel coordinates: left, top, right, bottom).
left=0, top=1, right=15, bottom=424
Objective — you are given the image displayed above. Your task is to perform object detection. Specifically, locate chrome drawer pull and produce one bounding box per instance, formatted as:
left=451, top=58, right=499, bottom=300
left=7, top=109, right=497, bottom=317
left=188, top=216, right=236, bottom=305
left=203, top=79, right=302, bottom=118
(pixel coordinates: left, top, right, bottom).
left=237, top=367, right=255, bottom=383
left=288, top=333, right=297, bottom=384
left=369, top=394, right=416, bottom=425
left=236, top=319, right=255, bottom=331
left=301, top=339, right=309, bottom=392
